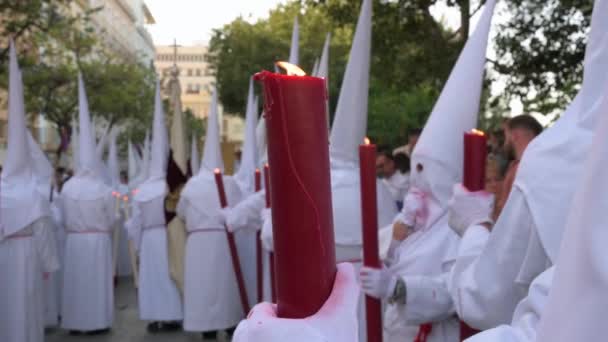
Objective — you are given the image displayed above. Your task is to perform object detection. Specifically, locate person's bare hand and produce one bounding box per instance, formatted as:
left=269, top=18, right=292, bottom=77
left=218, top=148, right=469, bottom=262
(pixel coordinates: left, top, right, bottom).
left=392, top=221, right=409, bottom=241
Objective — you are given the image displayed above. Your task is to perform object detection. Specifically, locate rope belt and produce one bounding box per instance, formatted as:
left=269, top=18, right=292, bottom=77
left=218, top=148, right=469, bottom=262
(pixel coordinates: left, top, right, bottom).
left=188, top=227, right=225, bottom=235
left=67, top=229, right=110, bottom=234
left=142, top=224, right=165, bottom=231
left=5, top=233, right=33, bottom=239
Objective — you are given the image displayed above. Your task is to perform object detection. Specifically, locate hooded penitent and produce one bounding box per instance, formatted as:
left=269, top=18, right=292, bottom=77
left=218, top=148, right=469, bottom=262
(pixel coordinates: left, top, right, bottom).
left=316, top=33, right=330, bottom=80
left=327, top=0, right=397, bottom=248
left=1, top=41, right=49, bottom=238
left=199, top=87, right=224, bottom=174
left=234, top=77, right=259, bottom=195
left=128, top=141, right=138, bottom=187
left=70, top=117, right=79, bottom=173
left=512, top=0, right=608, bottom=264
left=409, top=0, right=497, bottom=231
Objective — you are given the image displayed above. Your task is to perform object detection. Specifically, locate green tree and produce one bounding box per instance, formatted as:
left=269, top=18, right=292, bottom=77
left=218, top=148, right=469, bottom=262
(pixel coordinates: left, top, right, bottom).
left=492, top=0, right=592, bottom=115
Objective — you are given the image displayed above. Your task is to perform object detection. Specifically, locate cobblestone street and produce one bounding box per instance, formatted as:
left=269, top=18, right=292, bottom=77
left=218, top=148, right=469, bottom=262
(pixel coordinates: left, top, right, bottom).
left=45, top=278, right=230, bottom=342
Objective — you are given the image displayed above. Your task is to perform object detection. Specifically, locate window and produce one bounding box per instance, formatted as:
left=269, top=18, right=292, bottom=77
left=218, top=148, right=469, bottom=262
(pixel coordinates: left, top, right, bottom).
left=195, top=69, right=201, bottom=76
left=187, top=69, right=192, bottom=76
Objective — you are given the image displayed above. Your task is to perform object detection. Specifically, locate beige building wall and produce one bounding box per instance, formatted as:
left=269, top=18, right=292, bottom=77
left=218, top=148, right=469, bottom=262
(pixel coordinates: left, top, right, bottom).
left=155, top=44, right=213, bottom=119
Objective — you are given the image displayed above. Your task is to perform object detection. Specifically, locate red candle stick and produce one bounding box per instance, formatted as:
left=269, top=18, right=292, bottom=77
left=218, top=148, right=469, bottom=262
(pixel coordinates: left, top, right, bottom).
left=263, top=163, right=277, bottom=302
left=214, top=169, right=251, bottom=315
left=254, top=168, right=263, bottom=303
left=463, top=129, right=488, bottom=191
left=255, top=65, right=336, bottom=318
left=359, top=138, right=383, bottom=342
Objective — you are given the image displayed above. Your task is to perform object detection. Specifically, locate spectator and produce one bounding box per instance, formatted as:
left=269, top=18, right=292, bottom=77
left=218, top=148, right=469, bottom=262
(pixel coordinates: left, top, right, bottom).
left=376, top=151, right=409, bottom=209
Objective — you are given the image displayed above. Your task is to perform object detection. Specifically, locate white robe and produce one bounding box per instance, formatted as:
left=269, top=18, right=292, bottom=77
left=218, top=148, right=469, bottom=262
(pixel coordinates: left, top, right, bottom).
left=60, top=191, right=116, bottom=331
left=0, top=219, right=59, bottom=342
left=385, top=216, right=460, bottom=342
left=465, top=267, right=554, bottom=342
left=44, top=199, right=65, bottom=327
left=177, top=174, right=244, bottom=332
left=448, top=189, right=551, bottom=330
left=129, top=193, right=183, bottom=321
left=116, top=184, right=132, bottom=276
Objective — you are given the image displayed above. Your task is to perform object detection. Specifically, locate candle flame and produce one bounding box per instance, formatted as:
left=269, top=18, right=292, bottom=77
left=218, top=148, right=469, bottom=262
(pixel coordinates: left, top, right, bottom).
left=275, top=61, right=306, bottom=76
left=123, top=196, right=129, bottom=202
left=214, top=168, right=221, bottom=175
left=364, top=137, right=371, bottom=145
left=471, top=129, right=485, bottom=136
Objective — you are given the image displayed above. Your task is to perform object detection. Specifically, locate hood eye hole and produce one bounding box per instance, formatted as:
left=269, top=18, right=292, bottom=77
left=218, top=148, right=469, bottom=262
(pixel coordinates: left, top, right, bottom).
left=416, top=163, right=423, bottom=173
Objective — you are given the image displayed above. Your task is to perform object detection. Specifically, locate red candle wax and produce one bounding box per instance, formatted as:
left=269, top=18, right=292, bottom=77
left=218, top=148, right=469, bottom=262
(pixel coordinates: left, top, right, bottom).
left=255, top=69, right=336, bottom=318
left=263, top=163, right=277, bottom=302
left=214, top=169, right=251, bottom=315
left=358, top=141, right=383, bottom=342
left=463, top=129, right=487, bottom=191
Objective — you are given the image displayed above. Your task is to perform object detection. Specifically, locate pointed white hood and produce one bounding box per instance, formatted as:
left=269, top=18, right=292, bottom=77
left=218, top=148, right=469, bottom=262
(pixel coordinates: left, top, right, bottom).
left=190, top=135, right=200, bottom=174
left=200, top=87, right=224, bottom=174
left=329, top=0, right=372, bottom=166
left=70, top=117, right=79, bottom=173
left=512, top=0, right=608, bottom=262
left=312, top=58, right=320, bottom=76
left=289, top=17, right=299, bottom=65
left=234, top=77, right=259, bottom=194
left=27, top=131, right=53, bottom=193
left=107, top=129, right=120, bottom=188
left=149, top=79, right=169, bottom=181
left=128, top=141, right=138, bottom=187
left=1, top=41, right=49, bottom=237
left=76, top=74, right=100, bottom=177
left=255, top=102, right=268, bottom=167
left=134, top=80, right=169, bottom=202
left=409, top=0, right=496, bottom=224
left=317, top=33, right=331, bottom=80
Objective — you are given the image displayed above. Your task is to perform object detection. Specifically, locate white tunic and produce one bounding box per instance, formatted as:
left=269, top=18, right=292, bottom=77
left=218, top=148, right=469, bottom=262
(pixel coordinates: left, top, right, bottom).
left=382, top=171, right=410, bottom=204
left=0, top=219, right=59, bottom=342
left=44, top=199, right=65, bottom=327
left=130, top=189, right=183, bottom=321
left=116, top=183, right=132, bottom=276
left=60, top=185, right=116, bottom=331
left=178, top=173, right=243, bottom=332
left=465, top=267, right=554, bottom=342
left=385, top=216, right=460, bottom=342
left=448, top=190, right=551, bottom=330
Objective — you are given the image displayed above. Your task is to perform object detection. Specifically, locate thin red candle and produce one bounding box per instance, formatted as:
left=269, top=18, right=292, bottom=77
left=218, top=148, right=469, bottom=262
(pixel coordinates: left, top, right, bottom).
left=359, top=139, right=382, bottom=342
left=254, top=168, right=263, bottom=303
left=463, top=129, right=488, bottom=191
left=263, top=163, right=277, bottom=302
left=255, top=66, right=336, bottom=318
left=214, top=169, right=250, bottom=315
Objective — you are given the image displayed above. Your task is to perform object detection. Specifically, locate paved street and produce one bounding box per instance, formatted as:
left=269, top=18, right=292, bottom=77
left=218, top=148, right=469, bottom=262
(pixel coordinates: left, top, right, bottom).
left=45, top=278, right=230, bottom=342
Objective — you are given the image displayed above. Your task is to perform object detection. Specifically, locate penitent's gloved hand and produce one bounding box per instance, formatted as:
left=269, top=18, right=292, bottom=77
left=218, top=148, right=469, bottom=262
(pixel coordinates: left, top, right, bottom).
left=260, top=208, right=274, bottom=252
left=447, top=184, right=494, bottom=237
left=233, top=263, right=360, bottom=342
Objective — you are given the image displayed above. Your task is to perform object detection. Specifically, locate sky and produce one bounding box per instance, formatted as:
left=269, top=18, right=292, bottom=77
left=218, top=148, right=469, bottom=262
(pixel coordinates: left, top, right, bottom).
left=145, top=0, right=462, bottom=46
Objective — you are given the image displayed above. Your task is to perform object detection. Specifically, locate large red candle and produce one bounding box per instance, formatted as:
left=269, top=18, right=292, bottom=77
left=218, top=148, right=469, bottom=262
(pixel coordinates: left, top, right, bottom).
left=263, top=163, right=277, bottom=302
left=255, top=68, right=336, bottom=318
left=463, top=129, right=488, bottom=191
left=214, top=170, right=250, bottom=315
left=359, top=139, right=382, bottom=342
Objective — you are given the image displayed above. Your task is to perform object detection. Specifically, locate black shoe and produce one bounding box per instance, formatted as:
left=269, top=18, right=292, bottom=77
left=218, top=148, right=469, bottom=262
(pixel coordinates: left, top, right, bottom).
left=202, top=331, right=218, bottom=340
left=147, top=322, right=161, bottom=333
left=86, top=328, right=110, bottom=335
left=159, top=321, right=182, bottom=332
left=68, top=330, right=83, bottom=336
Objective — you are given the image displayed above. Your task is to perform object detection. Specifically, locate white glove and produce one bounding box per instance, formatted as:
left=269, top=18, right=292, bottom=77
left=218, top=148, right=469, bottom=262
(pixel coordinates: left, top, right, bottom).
left=222, top=208, right=238, bottom=233
left=260, top=208, right=274, bottom=252
left=359, top=266, right=398, bottom=299
left=447, top=184, right=494, bottom=237
left=395, top=188, right=427, bottom=230
left=233, top=263, right=360, bottom=342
